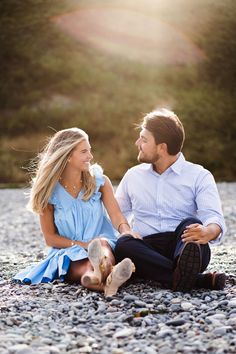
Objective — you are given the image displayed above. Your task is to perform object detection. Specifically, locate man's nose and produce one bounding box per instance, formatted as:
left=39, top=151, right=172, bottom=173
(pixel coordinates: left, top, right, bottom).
left=135, top=138, right=140, bottom=146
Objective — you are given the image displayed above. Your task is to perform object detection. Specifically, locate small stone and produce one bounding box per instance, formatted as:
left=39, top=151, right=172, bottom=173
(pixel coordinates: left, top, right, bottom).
left=228, top=299, right=236, bottom=308
left=166, top=319, right=186, bottom=326
left=213, top=326, right=232, bottom=336
left=181, top=302, right=194, bottom=311
left=36, top=251, right=45, bottom=260
left=123, top=294, right=139, bottom=302
left=157, top=329, right=174, bottom=338
left=113, top=328, right=134, bottom=338
left=145, top=347, right=158, bottom=354
left=112, top=350, right=125, bottom=354
left=8, top=344, right=34, bottom=354
left=227, top=316, right=236, bottom=327
left=77, top=346, right=93, bottom=353
left=134, top=300, right=146, bottom=307
left=171, top=297, right=181, bottom=304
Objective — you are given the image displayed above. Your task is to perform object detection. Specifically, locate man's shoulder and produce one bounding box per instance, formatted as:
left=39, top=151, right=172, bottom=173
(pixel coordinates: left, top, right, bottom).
left=183, top=159, right=212, bottom=179
left=125, top=163, right=150, bottom=175
left=120, top=164, right=151, bottom=184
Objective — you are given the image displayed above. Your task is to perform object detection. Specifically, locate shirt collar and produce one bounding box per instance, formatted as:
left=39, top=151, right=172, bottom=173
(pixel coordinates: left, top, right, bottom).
left=169, top=152, right=185, bottom=175
left=148, top=152, right=185, bottom=175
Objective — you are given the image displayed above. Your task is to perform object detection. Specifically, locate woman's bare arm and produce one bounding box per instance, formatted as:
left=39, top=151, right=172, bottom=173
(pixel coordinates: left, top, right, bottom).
left=100, top=176, right=141, bottom=238
left=40, top=205, right=89, bottom=249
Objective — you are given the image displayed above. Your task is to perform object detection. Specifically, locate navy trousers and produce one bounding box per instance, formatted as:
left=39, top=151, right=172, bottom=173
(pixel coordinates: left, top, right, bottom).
left=114, top=217, right=211, bottom=288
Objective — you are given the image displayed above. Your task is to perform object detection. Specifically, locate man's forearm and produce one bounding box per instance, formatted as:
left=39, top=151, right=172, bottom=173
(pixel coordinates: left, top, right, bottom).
left=205, top=223, right=222, bottom=241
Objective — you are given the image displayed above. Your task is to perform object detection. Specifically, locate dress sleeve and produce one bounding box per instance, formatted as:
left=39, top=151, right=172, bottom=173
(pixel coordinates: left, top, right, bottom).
left=48, top=187, right=57, bottom=206
left=92, top=164, right=105, bottom=190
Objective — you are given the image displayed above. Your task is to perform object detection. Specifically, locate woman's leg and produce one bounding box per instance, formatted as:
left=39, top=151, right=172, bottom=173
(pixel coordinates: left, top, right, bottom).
left=86, top=238, right=115, bottom=282
left=65, top=238, right=115, bottom=291
left=97, top=238, right=116, bottom=280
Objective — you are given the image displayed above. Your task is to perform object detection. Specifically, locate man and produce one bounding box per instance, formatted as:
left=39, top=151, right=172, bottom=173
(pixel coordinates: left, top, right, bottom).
left=115, top=109, right=226, bottom=291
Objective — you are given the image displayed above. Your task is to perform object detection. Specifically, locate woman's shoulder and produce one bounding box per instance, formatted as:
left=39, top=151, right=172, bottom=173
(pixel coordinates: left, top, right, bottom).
left=91, top=164, right=105, bottom=187
left=48, top=182, right=63, bottom=207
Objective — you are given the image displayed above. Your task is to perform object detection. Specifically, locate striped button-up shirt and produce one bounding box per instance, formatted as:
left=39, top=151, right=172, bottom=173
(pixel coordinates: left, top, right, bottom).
left=116, top=153, right=226, bottom=244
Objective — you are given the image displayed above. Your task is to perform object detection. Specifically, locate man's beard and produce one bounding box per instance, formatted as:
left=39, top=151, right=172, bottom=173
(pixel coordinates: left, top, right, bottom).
left=137, top=151, right=159, bottom=164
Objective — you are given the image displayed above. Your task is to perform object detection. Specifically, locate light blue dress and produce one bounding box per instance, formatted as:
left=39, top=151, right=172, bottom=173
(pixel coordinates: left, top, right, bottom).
left=13, top=165, right=117, bottom=284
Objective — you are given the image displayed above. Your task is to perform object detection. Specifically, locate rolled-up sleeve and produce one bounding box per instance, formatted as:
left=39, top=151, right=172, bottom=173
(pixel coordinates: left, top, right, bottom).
left=115, top=172, right=133, bottom=221
left=195, top=172, right=227, bottom=245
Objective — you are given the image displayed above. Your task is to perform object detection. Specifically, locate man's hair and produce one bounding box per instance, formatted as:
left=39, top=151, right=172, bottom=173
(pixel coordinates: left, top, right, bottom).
left=142, top=108, right=185, bottom=155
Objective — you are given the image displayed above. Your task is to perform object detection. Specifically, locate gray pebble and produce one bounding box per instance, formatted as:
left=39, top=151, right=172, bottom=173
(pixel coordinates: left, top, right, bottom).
left=166, top=319, right=186, bottom=326
left=0, top=186, right=236, bottom=354
left=213, top=326, right=232, bottom=336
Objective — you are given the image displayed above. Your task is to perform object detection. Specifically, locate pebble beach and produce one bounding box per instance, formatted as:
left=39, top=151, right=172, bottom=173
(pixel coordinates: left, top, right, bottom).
left=0, top=184, right=236, bottom=354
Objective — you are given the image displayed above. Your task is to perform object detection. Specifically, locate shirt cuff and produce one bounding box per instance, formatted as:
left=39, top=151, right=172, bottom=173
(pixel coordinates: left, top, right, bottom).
left=203, top=217, right=226, bottom=245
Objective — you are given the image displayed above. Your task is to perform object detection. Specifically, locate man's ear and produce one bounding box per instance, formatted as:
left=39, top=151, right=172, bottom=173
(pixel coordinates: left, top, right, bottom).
left=158, top=142, right=168, bottom=153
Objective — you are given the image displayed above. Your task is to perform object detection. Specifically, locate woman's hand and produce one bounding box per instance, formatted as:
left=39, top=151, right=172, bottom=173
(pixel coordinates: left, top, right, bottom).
left=120, top=230, right=142, bottom=239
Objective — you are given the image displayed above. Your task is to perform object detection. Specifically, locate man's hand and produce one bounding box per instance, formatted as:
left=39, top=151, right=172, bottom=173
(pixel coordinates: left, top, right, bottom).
left=181, top=223, right=220, bottom=244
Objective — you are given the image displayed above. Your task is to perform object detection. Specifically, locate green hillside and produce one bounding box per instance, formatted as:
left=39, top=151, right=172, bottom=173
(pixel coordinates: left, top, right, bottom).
left=0, top=0, right=236, bottom=184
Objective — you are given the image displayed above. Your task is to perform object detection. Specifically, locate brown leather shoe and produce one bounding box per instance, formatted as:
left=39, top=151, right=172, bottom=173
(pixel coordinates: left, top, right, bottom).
left=196, top=272, right=226, bottom=290
left=173, top=242, right=201, bottom=292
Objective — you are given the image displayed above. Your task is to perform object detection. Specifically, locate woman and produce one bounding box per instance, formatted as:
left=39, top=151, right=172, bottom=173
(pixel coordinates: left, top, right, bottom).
left=13, top=128, right=139, bottom=296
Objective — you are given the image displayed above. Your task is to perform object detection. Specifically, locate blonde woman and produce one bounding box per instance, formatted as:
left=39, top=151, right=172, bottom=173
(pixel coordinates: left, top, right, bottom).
left=14, top=128, right=139, bottom=296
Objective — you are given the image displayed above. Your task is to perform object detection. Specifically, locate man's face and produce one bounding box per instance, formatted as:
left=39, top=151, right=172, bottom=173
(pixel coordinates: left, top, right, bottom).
left=135, top=128, right=160, bottom=163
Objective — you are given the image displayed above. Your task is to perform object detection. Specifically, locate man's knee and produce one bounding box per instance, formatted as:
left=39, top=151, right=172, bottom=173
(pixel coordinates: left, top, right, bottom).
left=179, top=217, right=203, bottom=228
left=115, top=235, right=135, bottom=261
left=175, top=217, right=203, bottom=238
left=115, top=235, right=133, bottom=250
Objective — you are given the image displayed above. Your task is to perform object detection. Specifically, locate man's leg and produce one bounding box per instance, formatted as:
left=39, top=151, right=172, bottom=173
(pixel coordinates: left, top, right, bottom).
left=115, top=234, right=175, bottom=287
left=174, top=217, right=211, bottom=271
left=173, top=217, right=211, bottom=291
left=176, top=219, right=227, bottom=290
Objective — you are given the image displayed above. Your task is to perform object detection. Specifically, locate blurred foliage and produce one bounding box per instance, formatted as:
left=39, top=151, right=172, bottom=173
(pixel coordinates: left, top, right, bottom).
left=179, top=0, right=236, bottom=180
left=0, top=0, right=236, bottom=183
left=200, top=1, right=236, bottom=91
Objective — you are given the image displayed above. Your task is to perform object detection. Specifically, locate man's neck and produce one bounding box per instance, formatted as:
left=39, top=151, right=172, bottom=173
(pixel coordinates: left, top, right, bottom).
left=153, top=154, right=179, bottom=175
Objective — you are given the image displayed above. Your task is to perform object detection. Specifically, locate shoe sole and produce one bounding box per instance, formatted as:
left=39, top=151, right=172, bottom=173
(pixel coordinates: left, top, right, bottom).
left=174, top=242, right=201, bottom=292
left=104, top=258, right=135, bottom=297
left=87, top=239, right=104, bottom=283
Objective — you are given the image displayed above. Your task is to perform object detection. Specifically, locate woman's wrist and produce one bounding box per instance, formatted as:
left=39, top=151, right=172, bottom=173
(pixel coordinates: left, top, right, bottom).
left=117, top=222, right=131, bottom=234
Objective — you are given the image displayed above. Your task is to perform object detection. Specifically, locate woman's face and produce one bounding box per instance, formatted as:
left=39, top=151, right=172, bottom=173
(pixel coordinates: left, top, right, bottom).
left=69, top=139, right=93, bottom=172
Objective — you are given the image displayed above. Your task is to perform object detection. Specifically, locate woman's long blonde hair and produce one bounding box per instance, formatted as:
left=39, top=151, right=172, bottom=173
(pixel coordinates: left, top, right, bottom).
left=27, top=128, right=96, bottom=214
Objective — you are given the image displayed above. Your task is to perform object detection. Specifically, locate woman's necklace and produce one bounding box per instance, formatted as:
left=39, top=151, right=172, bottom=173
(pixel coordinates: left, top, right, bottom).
left=59, top=177, right=82, bottom=194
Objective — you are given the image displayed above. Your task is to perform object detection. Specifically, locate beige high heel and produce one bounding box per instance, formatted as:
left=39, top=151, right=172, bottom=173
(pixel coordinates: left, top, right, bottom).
left=87, top=239, right=107, bottom=283
left=81, top=273, right=100, bottom=287
left=104, top=258, right=135, bottom=297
